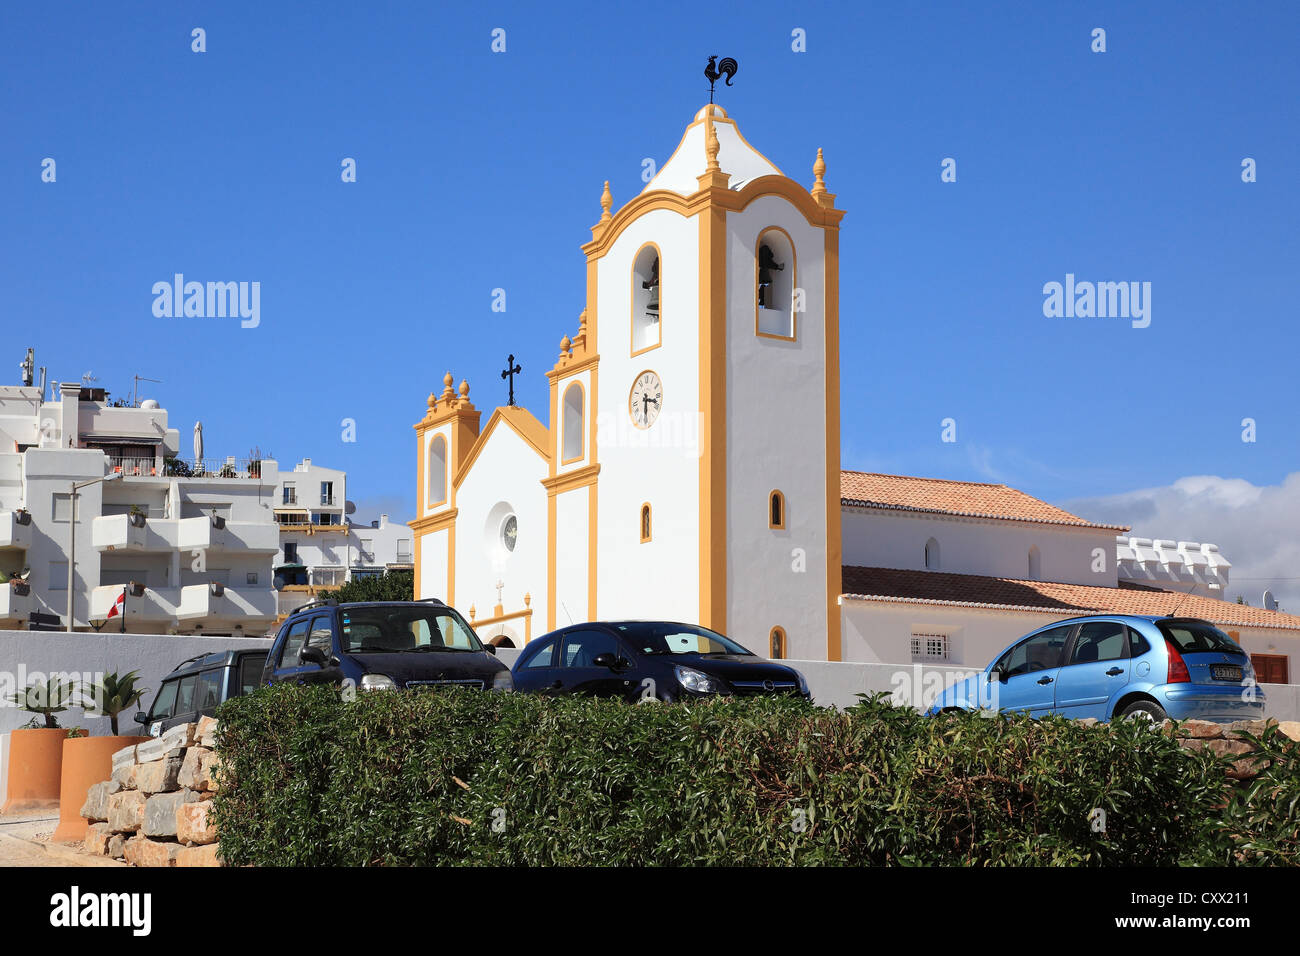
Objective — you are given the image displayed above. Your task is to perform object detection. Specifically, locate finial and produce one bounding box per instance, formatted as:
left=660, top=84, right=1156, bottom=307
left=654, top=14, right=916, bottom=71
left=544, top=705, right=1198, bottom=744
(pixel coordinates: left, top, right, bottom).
left=441, top=371, right=455, bottom=400
left=468, top=604, right=476, bottom=620
left=704, top=109, right=721, bottom=171
left=578, top=309, right=588, bottom=335
left=459, top=379, right=470, bottom=399
left=427, top=392, right=437, bottom=412
left=559, top=334, right=572, bottom=355
left=599, top=180, right=612, bottom=222
left=524, top=592, right=531, bottom=607
left=811, top=147, right=834, bottom=208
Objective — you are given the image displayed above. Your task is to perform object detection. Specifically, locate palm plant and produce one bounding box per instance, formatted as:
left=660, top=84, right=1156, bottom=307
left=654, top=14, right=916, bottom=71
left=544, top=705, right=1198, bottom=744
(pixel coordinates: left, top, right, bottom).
left=6, top=676, right=78, bottom=729
left=81, top=670, right=148, bottom=735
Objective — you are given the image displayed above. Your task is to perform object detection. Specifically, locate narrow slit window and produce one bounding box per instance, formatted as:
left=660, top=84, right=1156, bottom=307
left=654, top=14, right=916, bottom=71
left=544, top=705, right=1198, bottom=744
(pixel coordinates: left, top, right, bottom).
left=769, top=626, right=786, bottom=660
left=640, top=503, right=652, bottom=543
left=769, top=490, right=785, bottom=529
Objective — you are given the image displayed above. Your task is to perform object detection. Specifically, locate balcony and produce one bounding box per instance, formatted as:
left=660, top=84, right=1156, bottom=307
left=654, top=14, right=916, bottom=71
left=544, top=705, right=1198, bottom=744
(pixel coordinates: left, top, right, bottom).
left=90, top=584, right=277, bottom=626
left=0, top=584, right=32, bottom=622
left=92, top=515, right=279, bottom=554
left=0, top=510, right=34, bottom=551
left=163, top=457, right=268, bottom=480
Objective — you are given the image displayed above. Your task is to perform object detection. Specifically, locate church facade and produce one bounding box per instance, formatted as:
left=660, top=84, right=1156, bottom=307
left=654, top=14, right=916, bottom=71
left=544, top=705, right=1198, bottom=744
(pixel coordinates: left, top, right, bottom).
left=410, top=104, right=843, bottom=661
left=411, top=103, right=1300, bottom=678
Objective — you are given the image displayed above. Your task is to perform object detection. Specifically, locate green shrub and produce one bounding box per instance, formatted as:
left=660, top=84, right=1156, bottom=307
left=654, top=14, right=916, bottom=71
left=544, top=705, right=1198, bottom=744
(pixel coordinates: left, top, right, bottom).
left=212, top=687, right=1286, bottom=867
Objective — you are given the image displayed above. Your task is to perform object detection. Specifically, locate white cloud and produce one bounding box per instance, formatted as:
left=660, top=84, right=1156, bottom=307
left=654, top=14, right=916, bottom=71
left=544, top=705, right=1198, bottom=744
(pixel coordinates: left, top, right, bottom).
left=1063, top=473, right=1300, bottom=613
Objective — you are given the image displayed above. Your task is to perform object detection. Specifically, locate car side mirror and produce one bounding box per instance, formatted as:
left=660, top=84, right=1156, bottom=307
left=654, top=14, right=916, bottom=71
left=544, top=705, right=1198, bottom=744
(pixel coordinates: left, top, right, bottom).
left=299, top=645, right=328, bottom=667
left=133, top=711, right=148, bottom=725
left=483, top=644, right=497, bottom=656
left=989, top=668, right=1005, bottom=683
left=592, top=652, right=618, bottom=668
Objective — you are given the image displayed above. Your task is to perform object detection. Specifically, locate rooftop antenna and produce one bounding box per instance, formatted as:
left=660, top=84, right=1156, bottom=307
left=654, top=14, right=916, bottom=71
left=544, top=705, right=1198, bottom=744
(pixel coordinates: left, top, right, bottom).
left=132, top=374, right=162, bottom=407
left=19, top=348, right=33, bottom=387
left=1263, top=590, right=1279, bottom=611
left=82, top=371, right=98, bottom=386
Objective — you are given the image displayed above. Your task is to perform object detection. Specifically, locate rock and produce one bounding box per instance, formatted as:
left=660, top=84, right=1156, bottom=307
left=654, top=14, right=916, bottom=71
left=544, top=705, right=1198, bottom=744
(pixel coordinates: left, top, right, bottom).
left=107, top=834, right=126, bottom=858
left=196, top=715, right=219, bottom=748
left=205, top=752, right=223, bottom=793
left=80, top=780, right=122, bottom=822
left=1205, top=738, right=1254, bottom=758
left=123, top=836, right=182, bottom=868
left=1076, top=718, right=1099, bottom=726
left=142, top=790, right=199, bottom=838
left=1227, top=718, right=1277, bottom=738
left=1178, top=719, right=1224, bottom=739
left=176, top=801, right=218, bottom=845
left=135, top=755, right=184, bottom=794
left=135, top=723, right=195, bottom=763
left=1277, top=721, right=1300, bottom=743
left=84, top=822, right=113, bottom=856
left=111, top=762, right=138, bottom=789
left=107, top=790, right=147, bottom=834
left=178, top=747, right=213, bottom=791
left=175, top=843, right=222, bottom=868
left=111, top=743, right=139, bottom=771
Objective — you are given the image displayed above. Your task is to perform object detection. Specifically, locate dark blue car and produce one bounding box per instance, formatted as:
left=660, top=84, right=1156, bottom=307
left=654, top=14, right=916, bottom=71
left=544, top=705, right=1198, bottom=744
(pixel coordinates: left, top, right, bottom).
left=927, top=615, right=1266, bottom=722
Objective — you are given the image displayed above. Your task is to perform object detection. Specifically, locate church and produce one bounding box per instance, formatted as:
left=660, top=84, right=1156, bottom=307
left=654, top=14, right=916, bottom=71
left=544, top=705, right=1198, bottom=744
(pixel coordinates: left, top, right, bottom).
left=410, top=103, right=1300, bottom=679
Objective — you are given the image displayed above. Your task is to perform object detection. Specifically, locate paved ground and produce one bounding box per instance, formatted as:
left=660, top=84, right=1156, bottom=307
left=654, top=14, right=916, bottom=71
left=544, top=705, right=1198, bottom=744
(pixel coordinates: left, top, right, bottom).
left=0, top=811, right=123, bottom=867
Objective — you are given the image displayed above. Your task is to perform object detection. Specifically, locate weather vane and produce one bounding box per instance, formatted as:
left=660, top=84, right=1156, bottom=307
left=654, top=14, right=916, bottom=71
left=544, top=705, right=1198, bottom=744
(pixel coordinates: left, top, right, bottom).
left=704, top=56, right=738, bottom=103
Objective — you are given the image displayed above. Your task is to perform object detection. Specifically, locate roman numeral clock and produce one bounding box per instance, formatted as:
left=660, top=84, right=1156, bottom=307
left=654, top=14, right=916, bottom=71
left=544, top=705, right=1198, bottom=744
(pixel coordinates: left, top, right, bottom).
left=629, top=370, right=662, bottom=429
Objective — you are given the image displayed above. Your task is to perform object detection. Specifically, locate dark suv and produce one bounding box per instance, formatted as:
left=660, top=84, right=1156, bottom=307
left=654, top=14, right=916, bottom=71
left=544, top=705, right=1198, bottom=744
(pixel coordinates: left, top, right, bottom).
left=263, top=599, right=512, bottom=693
left=135, top=648, right=269, bottom=736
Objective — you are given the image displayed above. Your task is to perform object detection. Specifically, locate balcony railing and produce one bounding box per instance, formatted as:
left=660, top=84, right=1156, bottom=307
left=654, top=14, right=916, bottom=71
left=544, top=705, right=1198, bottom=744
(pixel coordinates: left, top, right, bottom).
left=108, top=455, right=160, bottom=477
left=395, top=551, right=413, bottom=564
left=165, top=458, right=267, bottom=480
left=320, top=495, right=336, bottom=506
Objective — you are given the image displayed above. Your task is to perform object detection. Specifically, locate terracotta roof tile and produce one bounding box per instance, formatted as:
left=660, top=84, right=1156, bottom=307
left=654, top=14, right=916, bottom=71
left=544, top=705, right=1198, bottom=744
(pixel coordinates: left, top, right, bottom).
left=840, top=565, right=1300, bottom=632
left=841, top=471, right=1128, bottom=531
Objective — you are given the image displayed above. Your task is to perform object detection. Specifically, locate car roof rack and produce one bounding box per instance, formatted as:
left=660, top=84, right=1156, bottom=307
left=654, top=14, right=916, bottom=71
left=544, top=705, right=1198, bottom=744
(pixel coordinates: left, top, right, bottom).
left=292, top=598, right=339, bottom=614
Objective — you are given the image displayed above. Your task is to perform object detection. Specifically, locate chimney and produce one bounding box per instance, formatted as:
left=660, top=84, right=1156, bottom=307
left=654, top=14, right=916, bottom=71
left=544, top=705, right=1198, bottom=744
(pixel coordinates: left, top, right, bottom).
left=379, top=513, right=388, bottom=528
left=58, top=382, right=81, bottom=448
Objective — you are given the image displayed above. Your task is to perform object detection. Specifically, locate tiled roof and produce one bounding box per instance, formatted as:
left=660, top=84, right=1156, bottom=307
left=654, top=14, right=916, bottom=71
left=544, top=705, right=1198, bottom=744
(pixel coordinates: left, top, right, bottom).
left=840, top=471, right=1129, bottom=532
left=840, top=565, right=1300, bottom=632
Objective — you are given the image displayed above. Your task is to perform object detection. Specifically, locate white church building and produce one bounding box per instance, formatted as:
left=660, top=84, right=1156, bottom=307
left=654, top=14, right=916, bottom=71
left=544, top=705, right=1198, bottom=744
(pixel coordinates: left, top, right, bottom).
left=410, top=103, right=1300, bottom=683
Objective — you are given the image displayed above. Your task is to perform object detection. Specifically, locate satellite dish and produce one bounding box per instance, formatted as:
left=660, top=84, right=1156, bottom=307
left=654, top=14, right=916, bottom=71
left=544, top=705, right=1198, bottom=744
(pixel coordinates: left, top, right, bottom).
left=1262, top=590, right=1279, bottom=611
left=345, top=499, right=356, bottom=515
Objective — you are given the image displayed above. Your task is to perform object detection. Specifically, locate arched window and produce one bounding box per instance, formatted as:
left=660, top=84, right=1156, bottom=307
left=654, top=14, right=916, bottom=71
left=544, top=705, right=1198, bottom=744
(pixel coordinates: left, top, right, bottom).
left=1028, top=546, right=1042, bottom=580
left=631, top=244, right=661, bottom=355
left=427, top=434, right=447, bottom=507
left=562, top=382, right=584, bottom=463
left=769, top=626, right=786, bottom=660
left=755, top=227, right=796, bottom=339
left=639, top=503, right=652, bottom=543
left=769, top=490, right=785, bottom=529
left=924, top=537, right=940, bottom=570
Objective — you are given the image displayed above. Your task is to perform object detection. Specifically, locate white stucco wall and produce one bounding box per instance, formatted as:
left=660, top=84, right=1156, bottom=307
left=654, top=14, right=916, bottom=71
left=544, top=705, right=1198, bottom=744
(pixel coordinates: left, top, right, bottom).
left=842, top=508, right=1118, bottom=587
left=554, top=485, right=589, bottom=627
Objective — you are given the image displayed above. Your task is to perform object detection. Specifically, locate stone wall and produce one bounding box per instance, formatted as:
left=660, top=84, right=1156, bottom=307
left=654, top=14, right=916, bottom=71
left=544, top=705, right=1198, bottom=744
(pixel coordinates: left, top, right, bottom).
left=79, top=718, right=222, bottom=867
left=1159, top=717, right=1300, bottom=779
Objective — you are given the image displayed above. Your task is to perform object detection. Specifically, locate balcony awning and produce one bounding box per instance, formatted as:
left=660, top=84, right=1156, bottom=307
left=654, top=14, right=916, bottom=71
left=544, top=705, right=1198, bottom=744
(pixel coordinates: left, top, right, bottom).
left=274, top=507, right=309, bottom=515
left=274, top=562, right=306, bottom=571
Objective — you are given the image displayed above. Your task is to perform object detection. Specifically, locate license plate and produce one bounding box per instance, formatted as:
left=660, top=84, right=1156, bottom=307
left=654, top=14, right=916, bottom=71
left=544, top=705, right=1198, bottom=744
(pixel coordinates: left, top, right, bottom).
left=1211, top=665, right=1243, bottom=681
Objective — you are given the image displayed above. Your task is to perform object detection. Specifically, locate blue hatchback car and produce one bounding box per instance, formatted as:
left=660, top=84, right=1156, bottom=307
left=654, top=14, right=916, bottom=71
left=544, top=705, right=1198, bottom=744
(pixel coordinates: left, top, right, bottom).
left=927, top=615, right=1266, bottom=722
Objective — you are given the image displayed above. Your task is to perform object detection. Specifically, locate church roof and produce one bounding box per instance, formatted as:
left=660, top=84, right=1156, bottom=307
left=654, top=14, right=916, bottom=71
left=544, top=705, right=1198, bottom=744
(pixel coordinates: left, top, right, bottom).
left=840, top=565, right=1300, bottom=632
left=841, top=471, right=1129, bottom=532
left=643, top=104, right=784, bottom=195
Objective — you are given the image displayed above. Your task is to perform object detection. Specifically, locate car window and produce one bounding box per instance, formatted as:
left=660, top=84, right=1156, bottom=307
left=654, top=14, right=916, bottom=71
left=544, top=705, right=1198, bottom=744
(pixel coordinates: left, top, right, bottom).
left=1158, top=621, right=1241, bottom=654
left=1070, top=621, right=1129, bottom=665
left=194, top=669, right=223, bottom=710
left=307, top=615, right=334, bottom=654
left=561, top=630, right=622, bottom=668
left=998, top=625, right=1071, bottom=677
left=279, top=619, right=311, bottom=668
left=149, top=679, right=179, bottom=720
left=1128, top=626, right=1150, bottom=657
left=238, top=654, right=266, bottom=695
left=518, top=639, right=557, bottom=669
left=338, top=605, right=483, bottom=653
left=174, top=674, right=199, bottom=714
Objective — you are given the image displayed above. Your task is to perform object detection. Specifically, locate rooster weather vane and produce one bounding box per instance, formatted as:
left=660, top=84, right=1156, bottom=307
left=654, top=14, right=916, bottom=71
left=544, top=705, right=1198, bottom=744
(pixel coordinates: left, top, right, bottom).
left=704, top=56, right=738, bottom=103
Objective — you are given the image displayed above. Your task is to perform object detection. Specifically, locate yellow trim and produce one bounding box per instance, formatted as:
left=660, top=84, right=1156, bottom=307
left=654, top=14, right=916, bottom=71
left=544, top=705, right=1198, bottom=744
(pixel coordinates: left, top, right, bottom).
left=629, top=242, right=663, bottom=357
left=547, top=491, right=557, bottom=631
left=588, top=479, right=598, bottom=619
left=698, top=189, right=728, bottom=634
left=768, top=490, right=786, bottom=530
left=639, top=502, right=652, bottom=543
left=648, top=104, right=787, bottom=191
left=560, top=380, right=586, bottom=465
left=468, top=604, right=533, bottom=644
left=453, top=406, right=551, bottom=489
left=824, top=226, right=843, bottom=661
left=426, top=433, right=448, bottom=509
left=545, top=352, right=600, bottom=383
left=754, top=226, right=798, bottom=342
left=769, top=625, right=786, bottom=660
left=408, top=507, right=459, bottom=535
left=542, top=462, right=600, bottom=494
left=627, top=369, right=663, bottom=430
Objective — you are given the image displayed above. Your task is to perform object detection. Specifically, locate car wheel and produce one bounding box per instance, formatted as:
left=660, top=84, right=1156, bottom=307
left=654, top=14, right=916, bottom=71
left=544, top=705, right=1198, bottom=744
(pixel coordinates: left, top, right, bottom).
left=1117, top=700, right=1167, bottom=722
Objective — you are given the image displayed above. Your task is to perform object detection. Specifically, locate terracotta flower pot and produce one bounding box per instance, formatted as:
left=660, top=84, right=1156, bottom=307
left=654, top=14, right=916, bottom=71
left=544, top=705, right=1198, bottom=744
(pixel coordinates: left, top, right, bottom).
left=51, top=734, right=149, bottom=843
left=2, top=727, right=69, bottom=813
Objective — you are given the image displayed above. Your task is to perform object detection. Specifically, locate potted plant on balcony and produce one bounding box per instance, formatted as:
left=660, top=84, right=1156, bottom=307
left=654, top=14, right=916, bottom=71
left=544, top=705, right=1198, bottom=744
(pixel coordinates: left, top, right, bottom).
left=128, top=504, right=147, bottom=528
left=1, top=677, right=78, bottom=812
left=1, top=570, right=30, bottom=596
left=51, top=671, right=151, bottom=843
left=13, top=507, right=31, bottom=526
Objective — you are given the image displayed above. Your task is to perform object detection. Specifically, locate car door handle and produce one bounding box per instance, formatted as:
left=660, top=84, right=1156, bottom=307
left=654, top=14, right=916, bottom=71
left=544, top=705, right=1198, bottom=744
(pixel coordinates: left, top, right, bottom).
left=1106, top=667, right=1124, bottom=676
left=1037, top=676, right=1054, bottom=685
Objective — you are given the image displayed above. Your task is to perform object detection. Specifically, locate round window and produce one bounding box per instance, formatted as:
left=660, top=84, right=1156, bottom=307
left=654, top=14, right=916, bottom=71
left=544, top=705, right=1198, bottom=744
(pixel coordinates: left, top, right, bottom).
left=500, top=514, right=518, bottom=552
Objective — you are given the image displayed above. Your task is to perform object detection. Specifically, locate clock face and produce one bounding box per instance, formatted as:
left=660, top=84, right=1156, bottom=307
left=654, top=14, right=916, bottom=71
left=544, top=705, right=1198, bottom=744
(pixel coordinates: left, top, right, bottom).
left=629, top=370, right=663, bottom=429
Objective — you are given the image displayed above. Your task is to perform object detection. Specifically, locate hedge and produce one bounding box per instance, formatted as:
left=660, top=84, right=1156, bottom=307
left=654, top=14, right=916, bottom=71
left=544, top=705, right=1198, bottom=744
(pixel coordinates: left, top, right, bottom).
left=210, top=686, right=1299, bottom=866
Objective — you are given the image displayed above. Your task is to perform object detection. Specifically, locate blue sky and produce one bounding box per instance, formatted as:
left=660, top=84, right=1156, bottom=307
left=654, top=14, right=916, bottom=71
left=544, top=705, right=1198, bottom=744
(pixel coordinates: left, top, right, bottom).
left=3, top=2, right=1297, bottom=599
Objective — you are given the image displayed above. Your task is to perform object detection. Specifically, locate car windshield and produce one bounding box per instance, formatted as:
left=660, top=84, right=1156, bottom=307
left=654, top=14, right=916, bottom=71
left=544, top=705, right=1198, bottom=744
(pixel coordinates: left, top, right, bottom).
left=1158, top=621, right=1242, bottom=655
left=612, top=622, right=754, bottom=656
left=339, top=605, right=483, bottom=654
